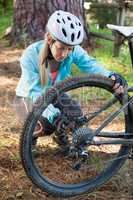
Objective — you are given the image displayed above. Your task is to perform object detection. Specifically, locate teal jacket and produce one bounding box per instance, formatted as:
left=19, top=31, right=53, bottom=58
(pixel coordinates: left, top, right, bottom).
left=16, top=40, right=112, bottom=103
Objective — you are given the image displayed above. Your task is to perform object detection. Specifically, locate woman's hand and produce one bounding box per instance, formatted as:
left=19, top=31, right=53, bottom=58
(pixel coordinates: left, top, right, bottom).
left=109, top=73, right=127, bottom=94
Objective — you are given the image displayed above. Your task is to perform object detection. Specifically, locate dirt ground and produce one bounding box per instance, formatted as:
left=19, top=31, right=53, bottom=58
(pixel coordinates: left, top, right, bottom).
left=0, top=41, right=133, bottom=200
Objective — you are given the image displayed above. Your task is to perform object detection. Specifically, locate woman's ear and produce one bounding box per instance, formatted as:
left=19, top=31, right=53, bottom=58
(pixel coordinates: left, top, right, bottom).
left=47, top=33, right=53, bottom=45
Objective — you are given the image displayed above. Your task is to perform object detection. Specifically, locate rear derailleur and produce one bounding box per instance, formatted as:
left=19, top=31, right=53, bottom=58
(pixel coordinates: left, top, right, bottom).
left=68, top=145, right=90, bottom=171
left=69, top=127, right=94, bottom=170
left=54, top=115, right=94, bottom=169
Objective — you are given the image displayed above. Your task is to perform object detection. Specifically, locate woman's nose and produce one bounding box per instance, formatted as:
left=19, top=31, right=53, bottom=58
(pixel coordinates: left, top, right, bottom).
left=62, top=49, right=70, bottom=57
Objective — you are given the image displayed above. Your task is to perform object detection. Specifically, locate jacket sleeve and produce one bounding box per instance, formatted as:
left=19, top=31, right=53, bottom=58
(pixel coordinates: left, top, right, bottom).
left=73, top=46, right=112, bottom=77
left=21, top=67, right=43, bottom=102
left=20, top=48, right=45, bottom=103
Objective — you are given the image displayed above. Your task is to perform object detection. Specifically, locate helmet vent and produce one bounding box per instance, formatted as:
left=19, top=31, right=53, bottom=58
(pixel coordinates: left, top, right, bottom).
left=62, top=18, right=65, bottom=24
left=48, top=10, right=84, bottom=45
left=71, top=23, right=74, bottom=29
left=77, top=31, right=81, bottom=39
left=67, top=16, right=71, bottom=20
left=71, top=33, right=75, bottom=42
left=62, top=28, right=67, bottom=37
left=57, top=19, right=61, bottom=23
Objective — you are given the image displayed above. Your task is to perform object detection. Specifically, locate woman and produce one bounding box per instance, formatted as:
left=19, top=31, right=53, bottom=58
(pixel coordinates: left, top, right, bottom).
left=13, top=10, right=126, bottom=147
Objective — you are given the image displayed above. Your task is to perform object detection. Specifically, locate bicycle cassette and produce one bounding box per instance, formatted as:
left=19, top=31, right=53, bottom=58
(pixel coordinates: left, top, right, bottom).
left=72, top=127, right=94, bottom=147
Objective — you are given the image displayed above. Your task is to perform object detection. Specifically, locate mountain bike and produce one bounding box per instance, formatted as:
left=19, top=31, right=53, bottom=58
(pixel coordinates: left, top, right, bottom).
left=20, top=24, right=133, bottom=198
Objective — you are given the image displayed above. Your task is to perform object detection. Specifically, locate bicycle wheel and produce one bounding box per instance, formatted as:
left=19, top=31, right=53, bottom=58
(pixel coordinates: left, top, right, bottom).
left=20, top=75, right=130, bottom=198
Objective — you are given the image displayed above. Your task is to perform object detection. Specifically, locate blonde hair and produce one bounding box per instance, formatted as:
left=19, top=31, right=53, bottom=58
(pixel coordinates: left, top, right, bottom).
left=39, top=34, right=49, bottom=86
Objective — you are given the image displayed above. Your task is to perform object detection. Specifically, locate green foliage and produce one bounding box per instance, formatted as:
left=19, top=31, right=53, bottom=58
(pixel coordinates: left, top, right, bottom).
left=88, top=0, right=117, bottom=28
left=0, top=1, right=132, bottom=86
left=91, top=27, right=133, bottom=86
left=72, top=25, right=133, bottom=86
left=0, top=0, right=13, bottom=39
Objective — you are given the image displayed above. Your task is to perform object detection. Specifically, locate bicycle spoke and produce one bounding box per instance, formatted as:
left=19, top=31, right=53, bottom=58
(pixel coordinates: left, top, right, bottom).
left=21, top=75, right=130, bottom=197
left=31, top=87, right=131, bottom=185
left=85, top=96, right=118, bottom=122
left=32, top=139, right=129, bottom=184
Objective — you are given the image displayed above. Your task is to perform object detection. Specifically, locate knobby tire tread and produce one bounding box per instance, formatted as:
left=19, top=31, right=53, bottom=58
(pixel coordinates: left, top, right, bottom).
left=20, top=75, right=130, bottom=197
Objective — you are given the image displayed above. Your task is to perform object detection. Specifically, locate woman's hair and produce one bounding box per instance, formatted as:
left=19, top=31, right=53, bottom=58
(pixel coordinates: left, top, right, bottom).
left=39, top=10, right=84, bottom=86
left=39, top=34, right=49, bottom=86
left=39, top=33, right=56, bottom=86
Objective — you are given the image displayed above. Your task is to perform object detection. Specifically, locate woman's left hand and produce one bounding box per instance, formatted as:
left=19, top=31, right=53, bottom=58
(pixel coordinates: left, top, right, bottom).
left=109, top=73, right=127, bottom=94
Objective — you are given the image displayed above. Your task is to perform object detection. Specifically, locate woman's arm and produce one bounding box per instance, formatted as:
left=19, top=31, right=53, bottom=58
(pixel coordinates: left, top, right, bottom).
left=73, top=46, right=126, bottom=94
left=73, top=45, right=112, bottom=77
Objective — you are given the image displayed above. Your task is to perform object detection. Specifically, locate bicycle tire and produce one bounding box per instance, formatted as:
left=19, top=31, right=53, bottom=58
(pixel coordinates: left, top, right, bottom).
left=20, top=75, right=130, bottom=198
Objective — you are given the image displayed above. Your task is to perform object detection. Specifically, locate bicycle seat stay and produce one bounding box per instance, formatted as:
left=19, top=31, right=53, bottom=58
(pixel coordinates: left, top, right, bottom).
left=107, top=24, right=133, bottom=38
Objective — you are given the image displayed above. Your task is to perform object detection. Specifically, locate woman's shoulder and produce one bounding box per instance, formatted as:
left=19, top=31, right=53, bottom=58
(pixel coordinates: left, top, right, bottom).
left=73, top=45, right=86, bottom=53
left=71, top=45, right=87, bottom=59
left=25, top=40, right=44, bottom=53
left=20, top=40, right=44, bottom=61
left=20, top=40, right=44, bottom=68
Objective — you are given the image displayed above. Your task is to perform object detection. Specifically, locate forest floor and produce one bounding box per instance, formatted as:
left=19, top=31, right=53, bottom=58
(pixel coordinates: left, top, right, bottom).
left=0, top=41, right=133, bottom=200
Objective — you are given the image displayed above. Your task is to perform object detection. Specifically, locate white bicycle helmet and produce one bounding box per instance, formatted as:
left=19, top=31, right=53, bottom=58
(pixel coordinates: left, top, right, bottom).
left=47, top=10, right=84, bottom=46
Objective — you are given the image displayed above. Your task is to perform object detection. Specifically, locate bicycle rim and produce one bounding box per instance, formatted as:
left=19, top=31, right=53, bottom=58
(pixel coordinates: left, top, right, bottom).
left=20, top=75, right=130, bottom=197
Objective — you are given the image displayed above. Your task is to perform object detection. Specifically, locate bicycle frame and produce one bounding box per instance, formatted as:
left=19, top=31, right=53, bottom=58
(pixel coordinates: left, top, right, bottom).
left=86, top=37, right=133, bottom=146
left=86, top=94, right=133, bottom=145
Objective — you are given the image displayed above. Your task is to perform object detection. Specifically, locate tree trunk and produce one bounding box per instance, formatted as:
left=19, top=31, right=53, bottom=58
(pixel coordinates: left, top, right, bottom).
left=11, top=0, right=89, bottom=45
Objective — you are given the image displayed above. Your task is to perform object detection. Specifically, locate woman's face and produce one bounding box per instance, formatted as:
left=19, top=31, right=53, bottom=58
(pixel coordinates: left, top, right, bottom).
left=48, top=35, right=74, bottom=62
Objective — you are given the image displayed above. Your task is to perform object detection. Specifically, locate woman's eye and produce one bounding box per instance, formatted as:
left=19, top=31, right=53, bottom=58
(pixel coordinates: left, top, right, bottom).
left=57, top=46, right=73, bottom=52
left=57, top=47, right=64, bottom=51
left=61, top=47, right=65, bottom=51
